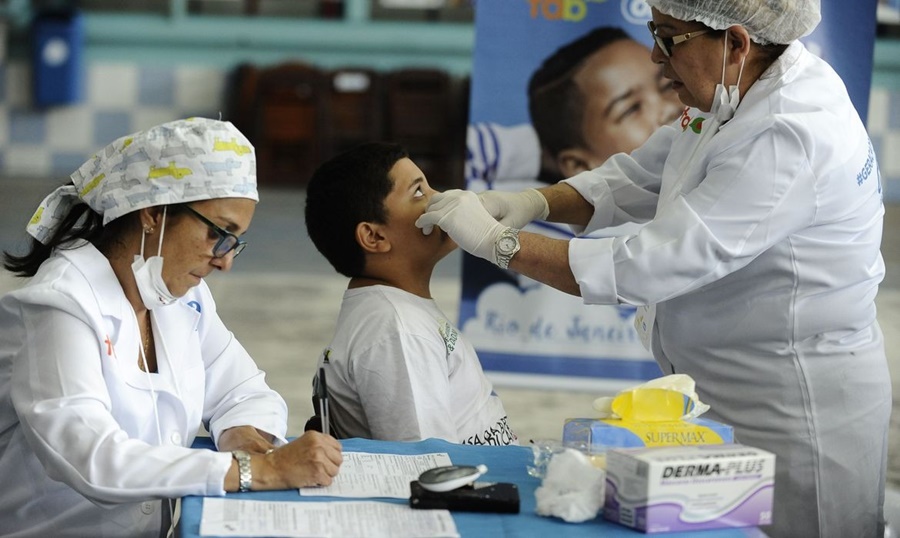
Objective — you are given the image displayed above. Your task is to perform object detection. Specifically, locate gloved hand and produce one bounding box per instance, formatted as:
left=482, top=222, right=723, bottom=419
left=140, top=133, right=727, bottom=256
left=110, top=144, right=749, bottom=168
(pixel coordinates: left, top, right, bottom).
left=479, top=188, right=549, bottom=229
left=416, top=190, right=505, bottom=264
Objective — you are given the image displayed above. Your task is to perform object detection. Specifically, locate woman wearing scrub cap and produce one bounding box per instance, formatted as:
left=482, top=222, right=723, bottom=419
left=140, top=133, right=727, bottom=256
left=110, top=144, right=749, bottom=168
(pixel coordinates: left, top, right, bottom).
left=0, top=118, right=342, bottom=537
left=417, top=1, right=889, bottom=536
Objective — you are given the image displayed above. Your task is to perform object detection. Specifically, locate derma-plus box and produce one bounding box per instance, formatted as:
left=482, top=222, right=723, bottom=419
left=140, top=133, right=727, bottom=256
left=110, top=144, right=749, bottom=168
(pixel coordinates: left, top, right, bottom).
left=604, top=444, right=775, bottom=533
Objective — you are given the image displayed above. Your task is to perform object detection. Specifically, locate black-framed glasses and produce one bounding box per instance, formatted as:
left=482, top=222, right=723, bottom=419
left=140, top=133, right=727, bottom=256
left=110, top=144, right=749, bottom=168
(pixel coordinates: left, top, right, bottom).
left=647, top=21, right=711, bottom=58
left=185, top=206, right=247, bottom=259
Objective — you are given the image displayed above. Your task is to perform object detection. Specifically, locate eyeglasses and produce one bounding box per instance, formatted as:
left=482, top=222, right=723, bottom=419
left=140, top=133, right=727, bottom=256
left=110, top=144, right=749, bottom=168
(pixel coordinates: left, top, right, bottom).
left=184, top=206, right=247, bottom=259
left=647, top=21, right=711, bottom=58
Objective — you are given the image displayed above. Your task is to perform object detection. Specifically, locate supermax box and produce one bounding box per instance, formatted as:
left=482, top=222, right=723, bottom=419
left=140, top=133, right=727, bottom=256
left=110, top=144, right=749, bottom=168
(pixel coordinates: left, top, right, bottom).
left=562, top=417, right=734, bottom=454
left=604, top=444, right=775, bottom=533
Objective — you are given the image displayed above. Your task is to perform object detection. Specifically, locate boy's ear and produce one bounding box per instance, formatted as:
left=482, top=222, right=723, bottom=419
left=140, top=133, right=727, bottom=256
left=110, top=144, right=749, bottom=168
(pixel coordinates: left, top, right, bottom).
left=557, top=147, right=592, bottom=179
left=355, top=222, right=391, bottom=254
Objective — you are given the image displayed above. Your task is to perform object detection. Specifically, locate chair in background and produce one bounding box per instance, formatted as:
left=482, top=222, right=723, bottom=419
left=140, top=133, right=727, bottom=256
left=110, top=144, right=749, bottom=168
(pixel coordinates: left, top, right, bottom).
left=251, top=62, right=330, bottom=187
left=449, top=74, right=470, bottom=189
left=225, top=63, right=260, bottom=138
left=324, top=67, right=384, bottom=160
left=384, top=68, right=461, bottom=190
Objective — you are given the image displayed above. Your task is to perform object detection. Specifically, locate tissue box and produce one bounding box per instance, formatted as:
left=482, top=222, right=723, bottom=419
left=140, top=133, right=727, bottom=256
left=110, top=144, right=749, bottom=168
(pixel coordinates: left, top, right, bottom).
left=562, top=417, right=734, bottom=455
left=604, top=444, right=775, bottom=533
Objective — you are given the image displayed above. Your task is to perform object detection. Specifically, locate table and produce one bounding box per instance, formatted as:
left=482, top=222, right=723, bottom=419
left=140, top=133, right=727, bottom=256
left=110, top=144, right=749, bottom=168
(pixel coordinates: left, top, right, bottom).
left=180, top=437, right=766, bottom=537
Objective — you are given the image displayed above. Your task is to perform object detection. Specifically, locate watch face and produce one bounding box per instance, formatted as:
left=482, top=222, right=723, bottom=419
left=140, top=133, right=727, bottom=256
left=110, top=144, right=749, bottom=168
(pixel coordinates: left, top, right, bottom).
left=498, top=236, right=517, bottom=253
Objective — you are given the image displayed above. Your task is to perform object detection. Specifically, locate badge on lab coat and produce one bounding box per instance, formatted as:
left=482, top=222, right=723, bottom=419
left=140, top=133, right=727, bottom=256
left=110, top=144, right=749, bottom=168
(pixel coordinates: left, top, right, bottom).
left=634, top=304, right=655, bottom=351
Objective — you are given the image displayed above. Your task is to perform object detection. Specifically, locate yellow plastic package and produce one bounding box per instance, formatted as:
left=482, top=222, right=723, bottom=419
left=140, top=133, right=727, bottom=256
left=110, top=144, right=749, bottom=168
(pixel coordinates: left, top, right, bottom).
left=563, top=375, right=733, bottom=468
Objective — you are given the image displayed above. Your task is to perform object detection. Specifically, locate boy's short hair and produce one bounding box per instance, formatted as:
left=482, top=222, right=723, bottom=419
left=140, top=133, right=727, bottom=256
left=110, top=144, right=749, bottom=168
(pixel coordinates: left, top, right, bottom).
left=305, top=142, right=409, bottom=278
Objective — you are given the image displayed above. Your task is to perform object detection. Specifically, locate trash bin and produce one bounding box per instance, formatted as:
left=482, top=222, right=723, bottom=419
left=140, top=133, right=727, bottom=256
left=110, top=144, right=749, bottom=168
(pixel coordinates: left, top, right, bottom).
left=32, top=9, right=84, bottom=107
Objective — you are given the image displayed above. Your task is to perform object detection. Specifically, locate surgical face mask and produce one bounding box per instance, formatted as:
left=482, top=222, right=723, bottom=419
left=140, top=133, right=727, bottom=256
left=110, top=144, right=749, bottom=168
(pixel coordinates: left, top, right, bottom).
left=709, top=31, right=745, bottom=124
left=131, top=207, right=178, bottom=310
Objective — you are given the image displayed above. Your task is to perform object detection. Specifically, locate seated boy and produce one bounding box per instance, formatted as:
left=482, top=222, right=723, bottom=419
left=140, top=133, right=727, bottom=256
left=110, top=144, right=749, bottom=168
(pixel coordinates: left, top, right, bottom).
left=305, top=142, right=517, bottom=446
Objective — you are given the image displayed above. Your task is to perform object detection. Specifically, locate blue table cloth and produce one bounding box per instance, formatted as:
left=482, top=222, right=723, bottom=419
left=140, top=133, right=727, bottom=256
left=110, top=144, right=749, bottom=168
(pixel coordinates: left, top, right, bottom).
left=180, top=437, right=766, bottom=537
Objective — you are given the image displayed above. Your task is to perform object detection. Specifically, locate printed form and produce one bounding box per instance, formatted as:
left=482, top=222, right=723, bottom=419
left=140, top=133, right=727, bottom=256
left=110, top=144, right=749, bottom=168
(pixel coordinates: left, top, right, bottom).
left=299, top=451, right=453, bottom=498
left=200, top=452, right=458, bottom=537
left=200, top=498, right=459, bottom=537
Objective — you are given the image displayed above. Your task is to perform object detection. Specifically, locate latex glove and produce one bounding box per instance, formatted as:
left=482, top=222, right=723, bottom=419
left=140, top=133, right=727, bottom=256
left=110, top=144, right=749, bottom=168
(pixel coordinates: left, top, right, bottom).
left=479, top=188, right=549, bottom=229
left=416, top=190, right=505, bottom=264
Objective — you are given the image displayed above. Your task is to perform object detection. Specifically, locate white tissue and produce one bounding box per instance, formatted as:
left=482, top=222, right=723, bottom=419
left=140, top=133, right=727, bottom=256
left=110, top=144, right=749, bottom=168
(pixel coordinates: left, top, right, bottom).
left=534, top=448, right=605, bottom=523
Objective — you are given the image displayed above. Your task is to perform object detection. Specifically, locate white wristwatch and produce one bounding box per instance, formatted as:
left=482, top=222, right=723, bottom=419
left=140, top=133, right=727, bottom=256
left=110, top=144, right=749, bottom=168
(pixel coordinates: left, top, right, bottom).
left=495, top=228, right=521, bottom=269
left=233, top=450, right=252, bottom=492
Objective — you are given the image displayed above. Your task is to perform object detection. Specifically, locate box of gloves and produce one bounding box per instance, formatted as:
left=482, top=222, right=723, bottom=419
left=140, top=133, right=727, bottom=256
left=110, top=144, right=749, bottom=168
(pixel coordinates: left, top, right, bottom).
left=603, top=444, right=775, bottom=533
left=563, top=416, right=734, bottom=456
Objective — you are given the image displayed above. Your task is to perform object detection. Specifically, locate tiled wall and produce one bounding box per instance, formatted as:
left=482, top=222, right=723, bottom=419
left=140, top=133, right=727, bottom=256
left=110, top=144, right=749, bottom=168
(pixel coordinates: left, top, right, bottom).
left=0, top=60, right=226, bottom=179
left=1, top=59, right=899, bottom=202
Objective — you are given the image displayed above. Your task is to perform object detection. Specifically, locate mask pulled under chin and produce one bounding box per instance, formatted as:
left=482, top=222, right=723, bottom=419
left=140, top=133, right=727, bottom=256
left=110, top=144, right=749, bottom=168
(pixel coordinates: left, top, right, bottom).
left=710, top=83, right=740, bottom=123
left=708, top=33, right=745, bottom=126
left=132, top=255, right=178, bottom=310
left=131, top=207, right=177, bottom=310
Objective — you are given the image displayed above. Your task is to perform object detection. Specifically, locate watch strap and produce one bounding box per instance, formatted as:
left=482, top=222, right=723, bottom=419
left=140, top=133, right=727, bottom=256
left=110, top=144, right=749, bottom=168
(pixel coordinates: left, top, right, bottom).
left=233, top=450, right=252, bottom=492
left=495, top=227, right=521, bottom=270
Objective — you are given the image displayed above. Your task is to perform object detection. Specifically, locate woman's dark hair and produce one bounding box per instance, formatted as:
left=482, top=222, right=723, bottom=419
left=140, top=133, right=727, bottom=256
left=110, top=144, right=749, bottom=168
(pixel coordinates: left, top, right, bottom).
left=703, top=27, right=788, bottom=77
left=753, top=42, right=789, bottom=70
left=3, top=184, right=189, bottom=278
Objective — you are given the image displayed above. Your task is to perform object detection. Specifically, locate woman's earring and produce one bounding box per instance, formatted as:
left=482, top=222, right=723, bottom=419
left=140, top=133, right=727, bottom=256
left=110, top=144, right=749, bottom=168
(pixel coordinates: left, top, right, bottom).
left=144, top=227, right=154, bottom=234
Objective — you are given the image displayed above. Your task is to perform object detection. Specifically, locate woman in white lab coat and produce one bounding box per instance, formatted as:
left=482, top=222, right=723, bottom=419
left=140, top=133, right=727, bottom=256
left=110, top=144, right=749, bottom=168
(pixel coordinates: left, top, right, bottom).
left=416, top=1, right=890, bottom=537
left=0, top=118, right=342, bottom=537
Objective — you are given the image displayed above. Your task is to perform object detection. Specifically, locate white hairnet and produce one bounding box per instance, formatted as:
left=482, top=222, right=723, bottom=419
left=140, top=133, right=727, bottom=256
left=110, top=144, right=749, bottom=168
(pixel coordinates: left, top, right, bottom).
left=646, top=0, right=821, bottom=45
left=27, top=117, right=258, bottom=244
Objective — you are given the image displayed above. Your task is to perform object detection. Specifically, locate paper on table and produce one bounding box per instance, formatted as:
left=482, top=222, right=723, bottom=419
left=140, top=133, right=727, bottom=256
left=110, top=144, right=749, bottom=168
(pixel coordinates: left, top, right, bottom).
left=200, top=498, right=460, bottom=538
left=300, top=452, right=453, bottom=498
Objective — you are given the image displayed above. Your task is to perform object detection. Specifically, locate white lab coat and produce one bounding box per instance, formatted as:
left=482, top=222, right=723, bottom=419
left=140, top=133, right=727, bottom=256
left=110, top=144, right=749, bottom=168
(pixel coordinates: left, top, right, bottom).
left=564, top=42, right=891, bottom=538
left=0, top=242, right=288, bottom=537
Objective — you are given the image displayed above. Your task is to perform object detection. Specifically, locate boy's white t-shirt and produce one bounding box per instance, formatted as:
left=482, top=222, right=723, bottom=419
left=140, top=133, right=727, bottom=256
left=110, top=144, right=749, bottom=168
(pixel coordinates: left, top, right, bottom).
left=318, top=285, right=517, bottom=446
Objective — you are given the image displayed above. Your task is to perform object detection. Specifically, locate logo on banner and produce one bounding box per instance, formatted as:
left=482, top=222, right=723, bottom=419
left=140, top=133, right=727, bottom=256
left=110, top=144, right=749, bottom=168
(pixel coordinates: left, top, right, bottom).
left=463, top=283, right=646, bottom=353
left=621, top=0, right=652, bottom=24
left=525, top=0, right=653, bottom=26
left=526, top=0, right=606, bottom=22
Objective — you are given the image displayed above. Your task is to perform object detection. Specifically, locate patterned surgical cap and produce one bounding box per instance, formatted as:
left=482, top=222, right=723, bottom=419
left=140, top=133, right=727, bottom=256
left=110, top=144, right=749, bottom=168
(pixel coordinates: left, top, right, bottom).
left=27, top=117, right=258, bottom=244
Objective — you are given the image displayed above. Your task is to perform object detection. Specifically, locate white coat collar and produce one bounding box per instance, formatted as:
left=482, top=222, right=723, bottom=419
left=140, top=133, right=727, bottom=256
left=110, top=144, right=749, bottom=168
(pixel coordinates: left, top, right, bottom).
left=722, top=41, right=807, bottom=127
left=55, top=240, right=132, bottom=323
left=758, top=40, right=805, bottom=81
left=57, top=242, right=200, bottom=395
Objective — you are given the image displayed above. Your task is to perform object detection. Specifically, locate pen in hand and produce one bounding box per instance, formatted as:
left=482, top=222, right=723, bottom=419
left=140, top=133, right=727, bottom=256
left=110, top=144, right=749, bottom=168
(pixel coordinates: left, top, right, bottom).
left=318, top=365, right=330, bottom=437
